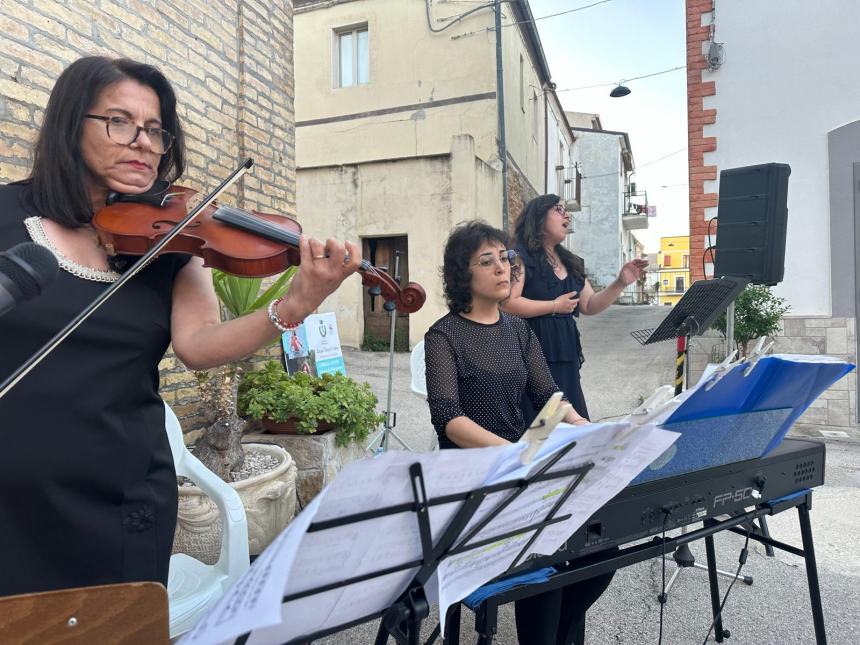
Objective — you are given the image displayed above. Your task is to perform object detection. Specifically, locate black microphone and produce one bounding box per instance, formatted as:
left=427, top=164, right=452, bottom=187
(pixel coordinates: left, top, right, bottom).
left=0, top=242, right=59, bottom=317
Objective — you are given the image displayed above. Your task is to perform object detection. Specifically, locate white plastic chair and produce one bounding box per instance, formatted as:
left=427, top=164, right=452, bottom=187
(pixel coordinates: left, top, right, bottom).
left=164, top=402, right=250, bottom=638
left=410, top=339, right=427, bottom=397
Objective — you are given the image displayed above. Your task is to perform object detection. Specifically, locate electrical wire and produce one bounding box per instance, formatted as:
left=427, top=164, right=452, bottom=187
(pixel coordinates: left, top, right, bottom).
left=452, top=0, right=616, bottom=39
left=555, top=65, right=687, bottom=94
left=581, top=147, right=687, bottom=180
left=424, top=0, right=497, bottom=33
left=700, top=531, right=752, bottom=645
left=702, top=216, right=718, bottom=280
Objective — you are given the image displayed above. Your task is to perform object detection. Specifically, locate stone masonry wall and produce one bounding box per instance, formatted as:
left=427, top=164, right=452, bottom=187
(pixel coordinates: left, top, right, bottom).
left=1, top=0, right=296, bottom=432
left=688, top=316, right=858, bottom=428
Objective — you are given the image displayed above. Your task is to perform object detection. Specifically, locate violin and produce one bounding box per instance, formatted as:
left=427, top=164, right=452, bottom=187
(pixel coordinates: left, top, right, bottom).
left=92, top=182, right=426, bottom=314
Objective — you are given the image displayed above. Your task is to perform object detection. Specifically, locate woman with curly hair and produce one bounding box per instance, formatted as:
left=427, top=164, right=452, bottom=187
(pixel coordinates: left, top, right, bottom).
left=504, top=194, right=648, bottom=424
left=423, top=221, right=611, bottom=644
left=424, top=220, right=587, bottom=449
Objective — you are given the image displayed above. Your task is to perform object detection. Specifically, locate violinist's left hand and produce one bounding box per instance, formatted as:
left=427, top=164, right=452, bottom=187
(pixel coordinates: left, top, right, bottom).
left=283, top=235, right=362, bottom=319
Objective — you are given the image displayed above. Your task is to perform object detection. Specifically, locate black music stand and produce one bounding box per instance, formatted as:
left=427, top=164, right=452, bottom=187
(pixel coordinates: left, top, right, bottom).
left=232, top=441, right=594, bottom=645
left=630, top=277, right=748, bottom=346
left=630, top=277, right=767, bottom=601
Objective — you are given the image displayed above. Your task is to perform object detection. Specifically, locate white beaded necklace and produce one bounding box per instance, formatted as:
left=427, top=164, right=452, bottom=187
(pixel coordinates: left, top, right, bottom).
left=24, top=216, right=121, bottom=283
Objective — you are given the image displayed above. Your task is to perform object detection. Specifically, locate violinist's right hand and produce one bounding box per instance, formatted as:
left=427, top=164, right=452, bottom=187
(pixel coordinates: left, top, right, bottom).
left=278, top=235, right=362, bottom=321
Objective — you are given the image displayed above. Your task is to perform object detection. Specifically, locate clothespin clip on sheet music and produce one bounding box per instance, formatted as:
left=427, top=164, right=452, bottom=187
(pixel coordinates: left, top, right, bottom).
left=741, top=336, right=774, bottom=377
left=627, top=385, right=676, bottom=426
left=703, top=348, right=739, bottom=391
left=518, top=392, right=569, bottom=465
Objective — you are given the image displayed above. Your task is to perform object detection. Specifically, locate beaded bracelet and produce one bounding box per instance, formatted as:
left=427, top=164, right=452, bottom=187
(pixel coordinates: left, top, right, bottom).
left=267, top=295, right=302, bottom=332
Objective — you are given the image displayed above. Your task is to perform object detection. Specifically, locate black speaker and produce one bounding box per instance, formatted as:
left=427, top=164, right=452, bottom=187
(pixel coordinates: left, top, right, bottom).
left=713, top=163, right=790, bottom=286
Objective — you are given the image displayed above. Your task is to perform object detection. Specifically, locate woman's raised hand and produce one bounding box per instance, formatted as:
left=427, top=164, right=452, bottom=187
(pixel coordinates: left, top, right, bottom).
left=617, top=258, right=649, bottom=286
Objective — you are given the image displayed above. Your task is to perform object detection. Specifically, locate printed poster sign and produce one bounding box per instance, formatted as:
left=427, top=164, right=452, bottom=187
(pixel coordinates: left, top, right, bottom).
left=281, top=312, right=346, bottom=377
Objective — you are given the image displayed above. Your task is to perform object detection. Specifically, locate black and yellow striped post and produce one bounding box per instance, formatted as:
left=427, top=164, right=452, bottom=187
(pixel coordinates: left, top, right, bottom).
left=675, top=335, right=687, bottom=395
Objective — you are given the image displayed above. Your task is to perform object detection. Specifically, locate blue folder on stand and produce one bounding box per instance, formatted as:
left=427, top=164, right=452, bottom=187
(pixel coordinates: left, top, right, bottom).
left=632, top=355, right=854, bottom=485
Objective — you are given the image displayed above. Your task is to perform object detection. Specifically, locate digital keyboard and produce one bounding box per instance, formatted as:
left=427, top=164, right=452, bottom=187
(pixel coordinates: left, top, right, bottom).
left=537, top=437, right=825, bottom=564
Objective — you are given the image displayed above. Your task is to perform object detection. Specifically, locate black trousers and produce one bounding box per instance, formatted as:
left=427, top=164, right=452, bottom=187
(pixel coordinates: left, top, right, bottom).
left=513, top=559, right=616, bottom=645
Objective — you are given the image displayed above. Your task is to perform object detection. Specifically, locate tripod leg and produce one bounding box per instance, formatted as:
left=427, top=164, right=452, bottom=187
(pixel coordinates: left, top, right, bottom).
left=375, top=620, right=390, bottom=645
left=798, top=502, right=827, bottom=644
left=704, top=522, right=730, bottom=643
left=474, top=601, right=498, bottom=645
left=692, top=561, right=753, bottom=585
left=442, top=604, right=462, bottom=645
left=657, top=564, right=684, bottom=602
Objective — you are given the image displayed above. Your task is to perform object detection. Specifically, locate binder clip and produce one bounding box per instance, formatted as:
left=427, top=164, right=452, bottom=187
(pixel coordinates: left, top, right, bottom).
left=518, top=392, right=570, bottom=465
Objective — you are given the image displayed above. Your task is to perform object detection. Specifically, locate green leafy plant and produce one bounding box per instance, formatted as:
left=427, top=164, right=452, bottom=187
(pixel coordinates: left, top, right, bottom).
left=712, top=284, right=790, bottom=357
left=213, top=267, right=297, bottom=319
left=238, top=361, right=385, bottom=447
left=190, top=268, right=298, bottom=480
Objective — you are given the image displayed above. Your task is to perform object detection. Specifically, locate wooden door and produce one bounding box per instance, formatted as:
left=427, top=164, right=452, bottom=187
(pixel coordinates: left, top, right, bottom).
left=362, top=236, right=409, bottom=350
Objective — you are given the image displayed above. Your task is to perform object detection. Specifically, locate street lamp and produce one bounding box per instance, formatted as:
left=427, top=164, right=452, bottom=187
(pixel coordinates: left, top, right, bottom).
left=610, top=83, right=631, bottom=97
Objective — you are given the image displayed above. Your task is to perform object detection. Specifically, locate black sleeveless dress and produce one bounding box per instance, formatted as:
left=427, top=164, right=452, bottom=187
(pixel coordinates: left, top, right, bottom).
left=0, top=184, right=189, bottom=596
left=514, top=244, right=589, bottom=422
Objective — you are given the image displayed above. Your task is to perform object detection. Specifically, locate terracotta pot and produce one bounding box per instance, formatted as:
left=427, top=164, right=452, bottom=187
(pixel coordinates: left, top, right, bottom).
left=260, top=416, right=335, bottom=435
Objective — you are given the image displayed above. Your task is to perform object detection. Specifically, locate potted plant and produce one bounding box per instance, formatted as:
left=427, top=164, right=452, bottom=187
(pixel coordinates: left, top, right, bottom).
left=238, top=360, right=385, bottom=448
left=174, top=268, right=302, bottom=563
left=711, top=283, right=790, bottom=357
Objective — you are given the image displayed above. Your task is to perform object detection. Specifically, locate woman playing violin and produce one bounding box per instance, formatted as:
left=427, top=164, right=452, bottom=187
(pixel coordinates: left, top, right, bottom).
left=0, top=56, right=361, bottom=597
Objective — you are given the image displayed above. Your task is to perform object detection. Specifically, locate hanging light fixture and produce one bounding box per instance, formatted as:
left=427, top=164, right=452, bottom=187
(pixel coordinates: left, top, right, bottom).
left=609, top=83, right=631, bottom=98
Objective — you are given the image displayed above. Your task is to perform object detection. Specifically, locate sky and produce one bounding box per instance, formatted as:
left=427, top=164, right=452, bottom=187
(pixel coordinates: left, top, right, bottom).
left=528, top=0, right=689, bottom=253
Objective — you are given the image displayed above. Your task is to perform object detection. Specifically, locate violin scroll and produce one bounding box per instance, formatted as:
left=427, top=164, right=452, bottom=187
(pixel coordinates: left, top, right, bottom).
left=359, top=268, right=426, bottom=314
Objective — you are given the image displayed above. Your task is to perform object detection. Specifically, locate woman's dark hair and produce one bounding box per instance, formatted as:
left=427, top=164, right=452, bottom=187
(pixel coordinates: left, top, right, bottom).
left=23, top=56, right=186, bottom=228
left=442, top=220, right=519, bottom=314
left=513, top=193, right=586, bottom=282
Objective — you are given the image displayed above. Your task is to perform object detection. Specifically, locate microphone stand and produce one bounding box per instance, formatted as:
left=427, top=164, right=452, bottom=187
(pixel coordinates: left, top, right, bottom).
left=366, top=251, right=412, bottom=455
left=0, top=158, right=255, bottom=402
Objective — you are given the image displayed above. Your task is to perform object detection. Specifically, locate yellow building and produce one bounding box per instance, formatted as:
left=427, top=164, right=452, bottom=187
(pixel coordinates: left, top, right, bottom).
left=656, top=236, right=690, bottom=306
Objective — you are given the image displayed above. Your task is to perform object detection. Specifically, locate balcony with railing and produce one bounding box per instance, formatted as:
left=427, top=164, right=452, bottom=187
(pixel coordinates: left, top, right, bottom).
left=555, top=164, right=581, bottom=212
left=622, top=184, right=650, bottom=230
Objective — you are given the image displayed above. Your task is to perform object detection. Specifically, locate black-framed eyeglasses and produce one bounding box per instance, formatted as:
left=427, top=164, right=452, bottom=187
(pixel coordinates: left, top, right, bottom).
left=471, top=249, right=520, bottom=269
left=552, top=204, right=568, bottom=216
left=85, top=114, right=175, bottom=154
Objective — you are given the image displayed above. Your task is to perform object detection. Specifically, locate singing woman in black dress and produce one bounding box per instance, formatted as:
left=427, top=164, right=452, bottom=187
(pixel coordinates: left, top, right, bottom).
left=0, top=56, right=361, bottom=597
left=504, top=194, right=648, bottom=423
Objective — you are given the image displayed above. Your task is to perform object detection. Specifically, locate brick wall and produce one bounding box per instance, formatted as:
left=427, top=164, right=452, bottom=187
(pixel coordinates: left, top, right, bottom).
left=686, top=0, right=717, bottom=282
left=506, top=156, right=538, bottom=233
left=1, top=0, right=296, bottom=432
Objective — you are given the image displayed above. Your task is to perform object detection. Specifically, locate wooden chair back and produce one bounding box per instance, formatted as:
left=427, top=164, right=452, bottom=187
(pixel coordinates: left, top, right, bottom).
left=0, top=582, right=169, bottom=644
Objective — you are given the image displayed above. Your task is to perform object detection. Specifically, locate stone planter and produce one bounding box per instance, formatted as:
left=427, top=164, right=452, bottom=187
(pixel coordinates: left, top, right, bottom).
left=243, top=431, right=367, bottom=508
left=172, top=443, right=297, bottom=564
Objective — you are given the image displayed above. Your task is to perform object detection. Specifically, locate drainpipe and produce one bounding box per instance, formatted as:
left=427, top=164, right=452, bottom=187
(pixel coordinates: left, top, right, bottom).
left=544, top=90, right=549, bottom=194
left=495, top=0, right=509, bottom=230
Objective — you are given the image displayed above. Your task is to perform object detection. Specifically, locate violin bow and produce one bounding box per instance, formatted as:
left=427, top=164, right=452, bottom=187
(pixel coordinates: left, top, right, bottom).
left=0, top=159, right=255, bottom=402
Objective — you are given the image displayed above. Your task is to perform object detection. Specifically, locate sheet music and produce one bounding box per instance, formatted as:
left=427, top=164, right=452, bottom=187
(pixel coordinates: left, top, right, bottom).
left=180, top=444, right=517, bottom=645
left=434, top=422, right=678, bottom=630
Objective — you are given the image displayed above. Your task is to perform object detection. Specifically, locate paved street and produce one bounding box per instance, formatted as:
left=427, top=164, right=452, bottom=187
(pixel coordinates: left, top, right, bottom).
left=324, top=305, right=860, bottom=644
